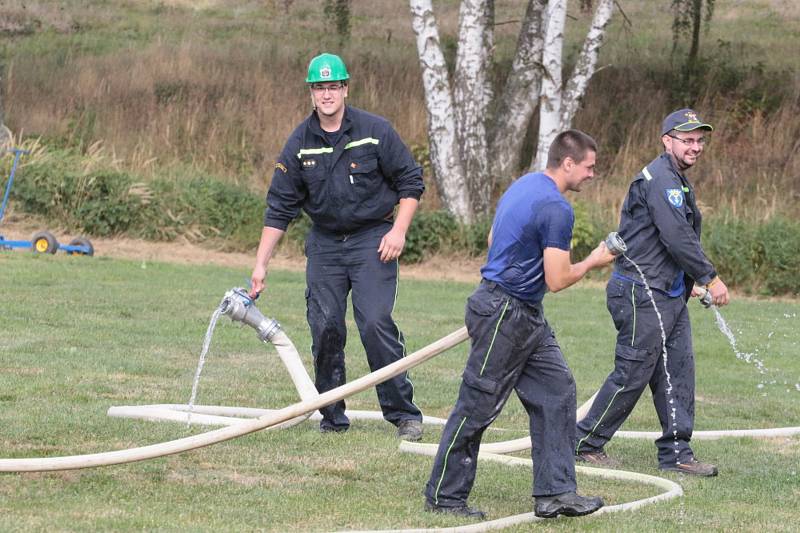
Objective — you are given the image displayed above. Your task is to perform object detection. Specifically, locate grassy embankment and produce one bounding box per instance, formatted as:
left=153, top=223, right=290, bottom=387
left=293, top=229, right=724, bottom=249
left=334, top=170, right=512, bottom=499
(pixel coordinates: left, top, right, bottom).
left=3, top=1, right=797, bottom=212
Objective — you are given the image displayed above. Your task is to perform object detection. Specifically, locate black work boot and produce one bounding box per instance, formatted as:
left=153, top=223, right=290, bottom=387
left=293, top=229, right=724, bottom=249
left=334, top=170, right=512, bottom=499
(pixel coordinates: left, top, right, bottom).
left=659, top=457, right=718, bottom=477
left=397, top=419, right=424, bottom=441
left=319, top=422, right=348, bottom=434
left=534, top=492, right=604, bottom=518
left=424, top=501, right=486, bottom=520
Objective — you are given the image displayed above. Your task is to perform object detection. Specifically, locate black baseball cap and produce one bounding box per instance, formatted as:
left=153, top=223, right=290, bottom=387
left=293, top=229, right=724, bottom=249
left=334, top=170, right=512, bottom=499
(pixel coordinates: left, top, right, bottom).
left=661, top=108, right=713, bottom=136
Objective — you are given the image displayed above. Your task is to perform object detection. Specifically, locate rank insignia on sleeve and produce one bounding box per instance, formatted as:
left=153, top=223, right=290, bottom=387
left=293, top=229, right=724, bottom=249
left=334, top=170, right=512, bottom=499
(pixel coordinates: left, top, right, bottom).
left=302, top=159, right=317, bottom=169
left=665, top=188, right=684, bottom=208
left=275, top=162, right=287, bottom=173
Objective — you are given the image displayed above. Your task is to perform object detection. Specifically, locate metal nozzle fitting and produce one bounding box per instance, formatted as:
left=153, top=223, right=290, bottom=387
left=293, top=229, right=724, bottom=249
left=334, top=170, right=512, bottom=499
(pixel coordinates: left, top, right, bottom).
left=605, top=232, right=627, bottom=256
left=219, top=287, right=281, bottom=342
left=698, top=288, right=713, bottom=308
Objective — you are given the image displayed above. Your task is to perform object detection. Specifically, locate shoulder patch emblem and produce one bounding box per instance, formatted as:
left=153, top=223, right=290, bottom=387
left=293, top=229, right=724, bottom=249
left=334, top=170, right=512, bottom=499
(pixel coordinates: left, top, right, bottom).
left=665, top=188, right=684, bottom=208
left=275, top=162, right=287, bottom=173
left=302, top=159, right=317, bottom=169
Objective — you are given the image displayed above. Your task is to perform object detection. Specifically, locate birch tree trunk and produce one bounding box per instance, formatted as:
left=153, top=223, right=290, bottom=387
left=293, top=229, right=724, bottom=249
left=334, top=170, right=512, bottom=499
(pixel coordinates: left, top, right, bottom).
left=532, top=0, right=567, bottom=171
left=533, top=0, right=614, bottom=171
left=409, top=0, right=472, bottom=221
left=410, top=0, right=614, bottom=218
left=453, top=0, right=494, bottom=215
left=488, top=0, right=548, bottom=184
left=559, top=0, right=614, bottom=127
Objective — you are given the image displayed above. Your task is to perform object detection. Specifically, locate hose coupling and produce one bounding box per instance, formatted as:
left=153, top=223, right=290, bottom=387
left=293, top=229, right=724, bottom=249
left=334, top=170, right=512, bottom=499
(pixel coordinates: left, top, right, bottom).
left=219, top=287, right=281, bottom=342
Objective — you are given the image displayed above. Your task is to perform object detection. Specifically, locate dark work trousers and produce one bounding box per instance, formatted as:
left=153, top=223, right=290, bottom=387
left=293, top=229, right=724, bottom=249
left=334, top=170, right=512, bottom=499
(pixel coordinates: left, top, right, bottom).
left=305, top=222, right=421, bottom=431
left=575, top=276, right=696, bottom=467
left=425, top=280, right=578, bottom=507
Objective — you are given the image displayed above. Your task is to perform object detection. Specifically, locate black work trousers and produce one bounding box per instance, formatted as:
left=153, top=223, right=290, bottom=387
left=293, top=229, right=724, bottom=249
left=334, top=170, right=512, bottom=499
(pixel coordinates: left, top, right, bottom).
left=305, top=223, right=421, bottom=430
left=575, top=276, right=696, bottom=467
left=425, top=281, right=578, bottom=507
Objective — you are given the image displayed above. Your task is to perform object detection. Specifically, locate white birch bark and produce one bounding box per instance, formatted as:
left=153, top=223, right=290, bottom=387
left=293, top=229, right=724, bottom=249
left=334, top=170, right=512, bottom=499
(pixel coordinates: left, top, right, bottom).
left=532, top=0, right=567, bottom=172
left=409, top=0, right=472, bottom=222
left=560, top=0, right=614, bottom=127
left=488, top=0, right=548, bottom=183
left=453, top=0, right=494, bottom=215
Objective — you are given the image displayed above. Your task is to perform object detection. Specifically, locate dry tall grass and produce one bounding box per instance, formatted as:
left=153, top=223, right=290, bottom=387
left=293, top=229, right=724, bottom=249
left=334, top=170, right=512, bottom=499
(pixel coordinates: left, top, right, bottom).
left=3, top=0, right=798, bottom=219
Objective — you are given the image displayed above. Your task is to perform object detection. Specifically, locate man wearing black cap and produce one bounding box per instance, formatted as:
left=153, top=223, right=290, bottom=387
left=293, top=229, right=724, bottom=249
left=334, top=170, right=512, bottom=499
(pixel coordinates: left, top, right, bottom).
left=574, top=109, right=730, bottom=477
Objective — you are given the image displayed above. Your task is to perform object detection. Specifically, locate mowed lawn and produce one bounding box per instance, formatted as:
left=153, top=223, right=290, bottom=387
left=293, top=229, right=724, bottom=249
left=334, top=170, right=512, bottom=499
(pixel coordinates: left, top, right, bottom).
left=0, top=252, right=798, bottom=532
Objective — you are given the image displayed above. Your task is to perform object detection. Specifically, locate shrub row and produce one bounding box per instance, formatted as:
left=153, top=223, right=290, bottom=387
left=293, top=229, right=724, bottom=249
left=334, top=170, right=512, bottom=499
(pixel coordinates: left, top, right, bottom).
left=5, top=148, right=798, bottom=295
left=703, top=216, right=800, bottom=296
left=8, top=147, right=264, bottom=251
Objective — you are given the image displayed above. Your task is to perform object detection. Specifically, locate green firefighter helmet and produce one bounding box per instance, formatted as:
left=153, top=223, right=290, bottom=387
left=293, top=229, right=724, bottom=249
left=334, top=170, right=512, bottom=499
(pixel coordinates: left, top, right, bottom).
left=306, top=53, right=350, bottom=84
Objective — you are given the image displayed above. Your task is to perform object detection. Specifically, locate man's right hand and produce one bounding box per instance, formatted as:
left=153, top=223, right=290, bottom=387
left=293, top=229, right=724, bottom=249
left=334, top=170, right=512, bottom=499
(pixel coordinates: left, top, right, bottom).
left=708, top=277, right=730, bottom=307
left=587, top=241, right=616, bottom=269
left=249, top=264, right=267, bottom=299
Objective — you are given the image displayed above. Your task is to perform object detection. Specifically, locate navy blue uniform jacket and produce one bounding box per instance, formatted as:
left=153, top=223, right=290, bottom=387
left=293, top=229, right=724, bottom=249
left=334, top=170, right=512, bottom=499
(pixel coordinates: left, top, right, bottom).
left=264, top=106, right=424, bottom=235
left=615, top=152, right=717, bottom=298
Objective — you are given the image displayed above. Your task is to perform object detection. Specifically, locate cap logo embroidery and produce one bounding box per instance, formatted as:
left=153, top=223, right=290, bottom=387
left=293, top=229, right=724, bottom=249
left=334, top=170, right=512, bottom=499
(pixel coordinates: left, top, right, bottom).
left=685, top=111, right=699, bottom=123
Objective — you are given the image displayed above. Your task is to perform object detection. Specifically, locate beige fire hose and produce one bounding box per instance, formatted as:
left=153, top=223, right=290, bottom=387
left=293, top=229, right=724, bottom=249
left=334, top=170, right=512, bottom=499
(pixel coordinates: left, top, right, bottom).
left=0, top=327, right=469, bottom=473
left=387, top=441, right=683, bottom=533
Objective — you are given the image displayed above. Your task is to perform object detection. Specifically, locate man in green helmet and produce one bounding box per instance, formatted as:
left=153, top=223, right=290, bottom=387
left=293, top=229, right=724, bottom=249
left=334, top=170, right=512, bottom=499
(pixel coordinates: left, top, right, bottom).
left=249, top=53, right=426, bottom=441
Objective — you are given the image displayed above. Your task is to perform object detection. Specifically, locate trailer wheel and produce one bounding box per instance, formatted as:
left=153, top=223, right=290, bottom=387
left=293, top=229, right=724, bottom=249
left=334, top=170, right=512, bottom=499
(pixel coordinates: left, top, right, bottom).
left=67, top=237, right=94, bottom=256
left=31, top=231, right=59, bottom=254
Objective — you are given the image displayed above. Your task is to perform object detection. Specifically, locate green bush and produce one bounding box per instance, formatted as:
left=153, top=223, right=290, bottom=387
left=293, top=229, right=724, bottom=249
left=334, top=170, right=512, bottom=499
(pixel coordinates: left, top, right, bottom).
left=756, top=217, right=800, bottom=296
left=12, top=162, right=142, bottom=236
left=404, top=210, right=460, bottom=263
left=703, top=215, right=800, bottom=296
left=570, top=200, right=607, bottom=260
left=702, top=217, right=761, bottom=291
left=9, top=146, right=263, bottom=249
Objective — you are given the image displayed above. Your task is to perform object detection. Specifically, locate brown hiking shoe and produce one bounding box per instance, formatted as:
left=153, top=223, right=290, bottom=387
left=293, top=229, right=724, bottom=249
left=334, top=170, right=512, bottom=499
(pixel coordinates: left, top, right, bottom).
left=575, top=450, right=620, bottom=468
left=660, top=458, right=718, bottom=477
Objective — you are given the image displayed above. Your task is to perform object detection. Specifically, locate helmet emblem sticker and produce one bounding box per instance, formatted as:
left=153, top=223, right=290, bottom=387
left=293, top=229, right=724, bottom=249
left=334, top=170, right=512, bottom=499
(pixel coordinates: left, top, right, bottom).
left=320, top=67, right=331, bottom=79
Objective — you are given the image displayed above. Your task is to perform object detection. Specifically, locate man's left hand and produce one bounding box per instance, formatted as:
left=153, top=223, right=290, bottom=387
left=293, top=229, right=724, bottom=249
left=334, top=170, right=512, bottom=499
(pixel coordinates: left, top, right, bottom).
left=378, top=227, right=406, bottom=263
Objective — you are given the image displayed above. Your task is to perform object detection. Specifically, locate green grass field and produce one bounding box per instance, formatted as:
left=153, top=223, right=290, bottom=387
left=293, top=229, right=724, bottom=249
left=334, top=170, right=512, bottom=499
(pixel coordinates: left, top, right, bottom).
left=1, top=252, right=799, bottom=531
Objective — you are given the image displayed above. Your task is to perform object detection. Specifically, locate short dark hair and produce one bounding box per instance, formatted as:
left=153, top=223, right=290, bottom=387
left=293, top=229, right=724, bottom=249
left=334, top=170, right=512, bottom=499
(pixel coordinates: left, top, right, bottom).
left=546, top=129, right=597, bottom=169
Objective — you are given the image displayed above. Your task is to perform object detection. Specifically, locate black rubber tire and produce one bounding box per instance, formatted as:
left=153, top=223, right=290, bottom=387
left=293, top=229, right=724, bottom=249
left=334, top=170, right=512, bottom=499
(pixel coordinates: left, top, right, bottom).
left=31, top=231, right=59, bottom=254
left=67, top=237, right=94, bottom=256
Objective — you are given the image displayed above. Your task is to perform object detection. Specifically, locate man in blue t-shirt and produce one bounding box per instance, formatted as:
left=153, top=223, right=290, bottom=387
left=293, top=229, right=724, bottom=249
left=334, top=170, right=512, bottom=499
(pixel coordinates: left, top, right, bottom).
left=424, top=130, right=615, bottom=521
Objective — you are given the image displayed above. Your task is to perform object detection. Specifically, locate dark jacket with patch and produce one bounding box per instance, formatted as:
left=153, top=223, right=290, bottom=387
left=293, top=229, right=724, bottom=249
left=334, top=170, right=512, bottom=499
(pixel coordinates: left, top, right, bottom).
left=614, top=152, right=716, bottom=297
left=264, top=106, right=424, bottom=235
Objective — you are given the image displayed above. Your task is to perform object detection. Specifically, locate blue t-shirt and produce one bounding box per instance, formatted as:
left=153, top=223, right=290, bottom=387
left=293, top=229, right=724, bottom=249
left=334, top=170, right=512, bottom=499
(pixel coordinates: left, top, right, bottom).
left=481, top=172, right=573, bottom=304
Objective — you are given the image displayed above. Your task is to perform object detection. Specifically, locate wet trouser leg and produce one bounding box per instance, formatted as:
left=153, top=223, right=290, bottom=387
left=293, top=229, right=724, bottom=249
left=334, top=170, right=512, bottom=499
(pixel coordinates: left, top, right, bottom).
left=306, top=230, right=351, bottom=430
left=516, top=327, right=579, bottom=496
left=425, top=282, right=577, bottom=508
left=575, top=277, right=695, bottom=465
left=651, top=302, right=695, bottom=466
left=350, top=225, right=421, bottom=425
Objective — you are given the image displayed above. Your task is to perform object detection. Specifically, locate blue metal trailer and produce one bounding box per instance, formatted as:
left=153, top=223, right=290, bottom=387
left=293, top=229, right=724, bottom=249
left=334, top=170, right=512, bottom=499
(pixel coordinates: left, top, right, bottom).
left=0, top=148, right=94, bottom=256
